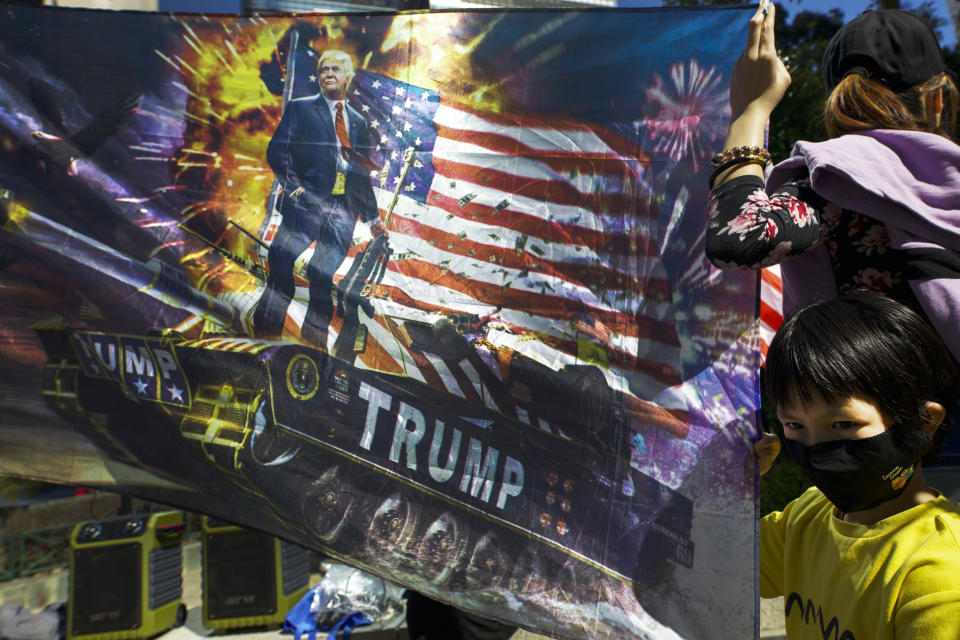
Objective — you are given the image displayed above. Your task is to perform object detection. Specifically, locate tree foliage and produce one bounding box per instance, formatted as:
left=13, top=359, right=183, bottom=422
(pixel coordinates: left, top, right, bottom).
left=660, top=1, right=958, bottom=159
left=767, top=7, right=841, bottom=159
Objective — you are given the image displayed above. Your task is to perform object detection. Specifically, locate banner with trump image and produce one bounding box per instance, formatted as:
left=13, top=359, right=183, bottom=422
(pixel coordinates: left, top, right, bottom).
left=0, top=4, right=760, bottom=638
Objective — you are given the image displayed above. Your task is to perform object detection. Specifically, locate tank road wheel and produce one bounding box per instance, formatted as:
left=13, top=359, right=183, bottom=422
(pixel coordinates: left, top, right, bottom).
left=248, top=398, right=301, bottom=467
left=507, top=545, right=555, bottom=603
left=365, top=494, right=416, bottom=555
left=301, top=466, right=353, bottom=543
left=414, top=512, right=467, bottom=586
left=464, top=532, right=508, bottom=589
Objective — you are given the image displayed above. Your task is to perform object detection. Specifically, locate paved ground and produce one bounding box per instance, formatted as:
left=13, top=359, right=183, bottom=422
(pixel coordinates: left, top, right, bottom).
left=4, top=464, right=958, bottom=639
left=170, top=542, right=782, bottom=640
left=162, top=548, right=549, bottom=640
left=2, top=551, right=782, bottom=640
left=9, top=462, right=953, bottom=639
left=0, top=543, right=550, bottom=640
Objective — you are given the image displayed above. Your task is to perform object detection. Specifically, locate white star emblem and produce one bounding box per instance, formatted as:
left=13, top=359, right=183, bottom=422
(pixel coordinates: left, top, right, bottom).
left=308, top=75, right=316, bottom=82
left=395, top=86, right=405, bottom=95
left=167, top=384, right=184, bottom=402
left=307, top=50, right=315, bottom=57
left=390, top=150, right=398, bottom=160
left=404, top=99, right=412, bottom=108
left=414, top=137, right=422, bottom=146
left=391, top=105, right=402, bottom=115
left=370, top=119, right=379, bottom=128
left=361, top=104, right=370, bottom=112
left=403, top=122, right=412, bottom=132
left=372, top=80, right=381, bottom=88
left=394, top=130, right=403, bottom=138
left=133, top=378, right=149, bottom=395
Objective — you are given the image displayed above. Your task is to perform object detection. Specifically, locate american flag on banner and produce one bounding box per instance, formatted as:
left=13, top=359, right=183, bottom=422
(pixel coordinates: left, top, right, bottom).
left=759, top=265, right=783, bottom=362
left=275, top=57, right=684, bottom=402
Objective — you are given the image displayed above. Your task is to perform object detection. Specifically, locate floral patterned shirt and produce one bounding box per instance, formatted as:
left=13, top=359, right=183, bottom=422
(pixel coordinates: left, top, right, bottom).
left=705, top=173, right=923, bottom=315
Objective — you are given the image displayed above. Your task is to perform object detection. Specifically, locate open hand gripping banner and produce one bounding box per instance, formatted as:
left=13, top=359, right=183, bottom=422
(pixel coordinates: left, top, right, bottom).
left=0, top=5, right=758, bottom=638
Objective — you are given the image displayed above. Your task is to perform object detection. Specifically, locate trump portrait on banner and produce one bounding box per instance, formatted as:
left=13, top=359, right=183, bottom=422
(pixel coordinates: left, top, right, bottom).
left=253, top=49, right=386, bottom=347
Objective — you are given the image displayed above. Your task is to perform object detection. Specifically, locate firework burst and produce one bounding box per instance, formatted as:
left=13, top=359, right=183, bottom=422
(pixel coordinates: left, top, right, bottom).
left=641, top=60, right=729, bottom=171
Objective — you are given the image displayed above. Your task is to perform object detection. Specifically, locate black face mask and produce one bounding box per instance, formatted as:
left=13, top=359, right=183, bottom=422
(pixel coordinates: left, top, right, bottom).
left=779, top=427, right=933, bottom=514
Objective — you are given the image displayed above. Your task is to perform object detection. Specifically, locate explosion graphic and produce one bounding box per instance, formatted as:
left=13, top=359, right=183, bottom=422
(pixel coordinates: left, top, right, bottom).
left=147, top=15, right=297, bottom=307
left=640, top=60, right=729, bottom=172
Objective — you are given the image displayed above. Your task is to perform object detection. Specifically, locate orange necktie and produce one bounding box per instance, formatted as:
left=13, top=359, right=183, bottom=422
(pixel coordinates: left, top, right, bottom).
left=335, top=102, right=350, bottom=161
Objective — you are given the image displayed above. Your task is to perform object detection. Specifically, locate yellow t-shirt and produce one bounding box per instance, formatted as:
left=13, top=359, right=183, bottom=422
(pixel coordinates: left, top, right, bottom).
left=760, top=486, right=960, bottom=640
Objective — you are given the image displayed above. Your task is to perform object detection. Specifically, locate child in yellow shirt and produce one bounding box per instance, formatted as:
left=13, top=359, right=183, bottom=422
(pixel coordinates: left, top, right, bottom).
left=756, top=291, right=960, bottom=640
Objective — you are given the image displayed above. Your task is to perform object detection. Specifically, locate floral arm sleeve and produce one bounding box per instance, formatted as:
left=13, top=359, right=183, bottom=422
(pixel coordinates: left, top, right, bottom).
left=705, top=174, right=827, bottom=270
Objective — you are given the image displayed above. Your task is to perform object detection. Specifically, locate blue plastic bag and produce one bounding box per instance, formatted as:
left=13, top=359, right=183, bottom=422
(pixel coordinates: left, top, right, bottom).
left=283, top=591, right=372, bottom=640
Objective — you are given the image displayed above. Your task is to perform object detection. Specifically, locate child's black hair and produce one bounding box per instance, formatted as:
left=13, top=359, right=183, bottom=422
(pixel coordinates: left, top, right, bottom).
left=765, top=290, right=960, bottom=462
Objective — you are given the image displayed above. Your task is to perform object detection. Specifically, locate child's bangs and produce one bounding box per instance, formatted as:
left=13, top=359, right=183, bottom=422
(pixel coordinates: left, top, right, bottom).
left=765, top=322, right=872, bottom=413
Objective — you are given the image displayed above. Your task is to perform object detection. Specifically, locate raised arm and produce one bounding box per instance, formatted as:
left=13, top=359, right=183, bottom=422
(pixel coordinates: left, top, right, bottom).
left=712, top=0, right=791, bottom=188
left=706, top=1, right=827, bottom=269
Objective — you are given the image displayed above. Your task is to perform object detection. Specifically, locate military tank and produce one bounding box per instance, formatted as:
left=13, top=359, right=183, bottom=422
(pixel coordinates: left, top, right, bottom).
left=5, top=190, right=695, bottom=626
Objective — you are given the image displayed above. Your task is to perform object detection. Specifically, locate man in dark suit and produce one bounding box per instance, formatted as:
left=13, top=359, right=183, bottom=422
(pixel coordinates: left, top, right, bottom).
left=254, top=49, right=385, bottom=347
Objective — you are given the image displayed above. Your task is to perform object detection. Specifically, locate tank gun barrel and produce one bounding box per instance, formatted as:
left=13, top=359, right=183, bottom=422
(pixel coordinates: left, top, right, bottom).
left=1, top=193, right=237, bottom=330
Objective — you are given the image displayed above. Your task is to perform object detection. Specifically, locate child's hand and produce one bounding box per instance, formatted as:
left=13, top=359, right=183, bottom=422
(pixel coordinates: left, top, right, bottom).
left=755, top=432, right=781, bottom=476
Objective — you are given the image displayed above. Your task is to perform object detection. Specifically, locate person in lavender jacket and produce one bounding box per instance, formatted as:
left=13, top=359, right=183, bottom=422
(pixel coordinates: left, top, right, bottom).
left=705, top=4, right=960, bottom=366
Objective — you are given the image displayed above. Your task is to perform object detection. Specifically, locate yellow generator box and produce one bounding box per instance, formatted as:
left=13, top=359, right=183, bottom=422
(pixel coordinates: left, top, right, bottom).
left=68, top=510, right=185, bottom=640
left=201, top=516, right=310, bottom=632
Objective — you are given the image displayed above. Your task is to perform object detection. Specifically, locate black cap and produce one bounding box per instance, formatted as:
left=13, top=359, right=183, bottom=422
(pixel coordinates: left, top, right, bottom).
left=822, top=10, right=944, bottom=94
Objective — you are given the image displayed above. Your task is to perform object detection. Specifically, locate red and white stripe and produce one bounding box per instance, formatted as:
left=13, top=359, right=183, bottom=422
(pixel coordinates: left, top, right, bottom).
left=759, top=265, right=784, bottom=363
left=283, top=99, right=685, bottom=402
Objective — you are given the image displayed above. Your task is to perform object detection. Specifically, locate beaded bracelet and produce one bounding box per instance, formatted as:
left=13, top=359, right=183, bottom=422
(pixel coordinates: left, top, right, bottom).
left=708, top=156, right=768, bottom=190
left=710, top=145, right=772, bottom=170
